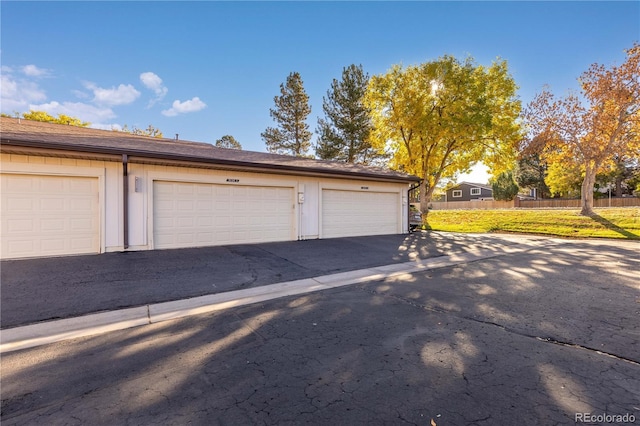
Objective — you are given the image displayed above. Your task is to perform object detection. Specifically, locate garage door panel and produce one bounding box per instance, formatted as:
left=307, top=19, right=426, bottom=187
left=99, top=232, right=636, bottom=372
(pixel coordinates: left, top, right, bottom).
left=153, top=181, right=294, bottom=249
left=1, top=174, right=100, bottom=259
left=196, top=200, right=213, bottom=211
left=41, top=198, right=65, bottom=211
left=69, top=179, right=93, bottom=192
left=177, top=233, right=195, bottom=244
left=177, top=200, right=194, bottom=211
left=155, top=183, right=173, bottom=195
left=322, top=190, right=399, bottom=239
left=177, top=184, right=193, bottom=195
left=155, top=199, right=174, bottom=211
left=4, top=175, right=33, bottom=191
left=196, top=185, right=212, bottom=195
left=41, top=238, right=65, bottom=251
left=216, top=216, right=231, bottom=226
left=42, top=218, right=65, bottom=231
left=71, top=218, right=93, bottom=231
left=197, top=216, right=213, bottom=227
left=71, top=238, right=94, bottom=250
left=6, top=197, right=33, bottom=211
left=177, top=217, right=194, bottom=228
left=7, top=219, right=33, bottom=232
left=8, top=240, right=33, bottom=253
left=42, top=178, right=63, bottom=191
left=153, top=234, right=172, bottom=247
left=197, top=232, right=213, bottom=242
left=71, top=198, right=94, bottom=211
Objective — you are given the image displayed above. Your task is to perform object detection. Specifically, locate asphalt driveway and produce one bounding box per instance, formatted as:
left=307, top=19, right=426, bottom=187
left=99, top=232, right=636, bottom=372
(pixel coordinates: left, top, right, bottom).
left=1, top=232, right=538, bottom=328
left=1, top=236, right=638, bottom=425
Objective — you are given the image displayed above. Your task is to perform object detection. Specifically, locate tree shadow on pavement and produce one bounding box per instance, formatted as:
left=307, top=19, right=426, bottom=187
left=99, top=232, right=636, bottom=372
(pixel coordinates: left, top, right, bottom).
left=0, top=231, right=532, bottom=328
left=2, top=239, right=639, bottom=425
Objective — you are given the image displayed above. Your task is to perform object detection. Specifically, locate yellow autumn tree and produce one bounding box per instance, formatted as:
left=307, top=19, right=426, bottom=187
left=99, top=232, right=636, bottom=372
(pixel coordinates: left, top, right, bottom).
left=20, top=110, right=90, bottom=127
left=523, top=44, right=640, bottom=216
left=364, top=55, right=522, bottom=213
left=545, top=160, right=583, bottom=198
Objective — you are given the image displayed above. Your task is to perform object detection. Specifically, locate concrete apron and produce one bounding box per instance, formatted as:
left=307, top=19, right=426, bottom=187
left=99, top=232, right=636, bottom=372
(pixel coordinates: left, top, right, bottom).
left=0, top=242, right=542, bottom=353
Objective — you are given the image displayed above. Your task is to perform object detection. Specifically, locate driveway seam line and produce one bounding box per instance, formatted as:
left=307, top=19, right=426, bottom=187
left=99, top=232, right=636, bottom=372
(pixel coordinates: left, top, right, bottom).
left=362, top=281, right=640, bottom=366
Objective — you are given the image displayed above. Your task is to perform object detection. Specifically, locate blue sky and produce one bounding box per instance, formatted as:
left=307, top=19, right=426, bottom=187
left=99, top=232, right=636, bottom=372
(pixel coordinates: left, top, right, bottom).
left=2, top=1, right=638, bottom=176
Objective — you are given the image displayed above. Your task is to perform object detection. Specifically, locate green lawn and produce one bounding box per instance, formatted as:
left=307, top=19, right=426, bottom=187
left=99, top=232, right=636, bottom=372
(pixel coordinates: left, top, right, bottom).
left=423, top=207, right=640, bottom=240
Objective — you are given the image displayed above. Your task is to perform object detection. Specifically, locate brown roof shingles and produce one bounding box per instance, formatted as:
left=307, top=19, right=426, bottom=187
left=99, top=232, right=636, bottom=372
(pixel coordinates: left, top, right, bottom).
left=1, top=117, right=419, bottom=183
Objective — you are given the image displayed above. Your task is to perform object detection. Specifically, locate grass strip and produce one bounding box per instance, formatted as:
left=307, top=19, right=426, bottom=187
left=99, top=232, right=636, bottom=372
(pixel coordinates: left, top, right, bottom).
left=423, top=207, right=640, bottom=240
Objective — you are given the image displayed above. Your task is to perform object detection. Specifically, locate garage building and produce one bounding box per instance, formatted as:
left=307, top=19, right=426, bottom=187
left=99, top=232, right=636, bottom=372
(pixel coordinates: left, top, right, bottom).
left=0, top=117, right=420, bottom=260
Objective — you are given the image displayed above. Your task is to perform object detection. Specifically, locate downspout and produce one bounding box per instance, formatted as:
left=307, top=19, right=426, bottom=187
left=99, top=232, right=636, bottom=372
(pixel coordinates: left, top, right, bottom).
left=408, top=181, right=421, bottom=233
left=122, top=154, right=129, bottom=250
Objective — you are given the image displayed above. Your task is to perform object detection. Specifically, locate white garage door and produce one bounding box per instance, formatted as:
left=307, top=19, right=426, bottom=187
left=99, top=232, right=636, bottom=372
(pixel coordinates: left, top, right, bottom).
left=153, top=181, right=294, bottom=249
left=322, top=189, right=399, bottom=238
left=1, top=174, right=100, bottom=259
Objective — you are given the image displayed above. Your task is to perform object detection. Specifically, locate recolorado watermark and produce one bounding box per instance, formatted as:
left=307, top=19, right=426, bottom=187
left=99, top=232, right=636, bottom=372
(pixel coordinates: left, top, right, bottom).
left=575, top=412, right=636, bottom=423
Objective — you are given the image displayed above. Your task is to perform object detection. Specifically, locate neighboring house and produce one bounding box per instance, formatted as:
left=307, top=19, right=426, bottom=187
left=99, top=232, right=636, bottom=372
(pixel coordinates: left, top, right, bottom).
left=518, top=188, right=538, bottom=200
left=445, top=182, right=493, bottom=202
left=0, top=117, right=419, bottom=260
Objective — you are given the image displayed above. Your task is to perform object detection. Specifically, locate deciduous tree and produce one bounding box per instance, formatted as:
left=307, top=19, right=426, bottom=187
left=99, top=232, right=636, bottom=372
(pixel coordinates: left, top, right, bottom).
left=523, top=44, right=640, bottom=215
left=120, top=124, right=163, bottom=138
left=262, top=72, right=312, bottom=156
left=19, top=110, right=90, bottom=127
left=365, top=55, right=522, bottom=213
left=545, top=160, right=583, bottom=198
left=215, top=135, right=242, bottom=149
left=316, top=64, right=383, bottom=164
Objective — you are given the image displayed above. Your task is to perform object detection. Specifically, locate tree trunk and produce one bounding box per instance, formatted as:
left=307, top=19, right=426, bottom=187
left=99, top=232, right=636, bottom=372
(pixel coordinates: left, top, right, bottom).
left=615, top=176, right=623, bottom=197
left=580, top=163, right=597, bottom=216
left=419, top=180, right=435, bottom=216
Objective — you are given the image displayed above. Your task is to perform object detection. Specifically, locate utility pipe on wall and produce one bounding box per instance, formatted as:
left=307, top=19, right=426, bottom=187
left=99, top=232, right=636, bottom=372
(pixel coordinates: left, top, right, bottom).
left=122, top=154, right=129, bottom=249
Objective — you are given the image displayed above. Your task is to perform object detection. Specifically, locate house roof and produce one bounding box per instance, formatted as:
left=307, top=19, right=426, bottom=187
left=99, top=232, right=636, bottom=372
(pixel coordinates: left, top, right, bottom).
left=0, top=117, right=420, bottom=183
left=449, top=181, right=493, bottom=191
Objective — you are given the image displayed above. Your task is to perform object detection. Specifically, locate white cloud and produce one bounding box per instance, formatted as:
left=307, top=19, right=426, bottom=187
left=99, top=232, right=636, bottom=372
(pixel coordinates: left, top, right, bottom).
left=161, top=97, right=206, bottom=117
left=72, top=89, right=90, bottom=99
left=140, top=72, right=168, bottom=106
left=29, top=101, right=116, bottom=123
left=22, top=65, right=50, bottom=78
left=1, top=64, right=144, bottom=125
left=1, top=74, right=19, bottom=98
left=84, top=81, right=140, bottom=106
left=0, top=73, right=47, bottom=113
left=90, top=122, right=123, bottom=131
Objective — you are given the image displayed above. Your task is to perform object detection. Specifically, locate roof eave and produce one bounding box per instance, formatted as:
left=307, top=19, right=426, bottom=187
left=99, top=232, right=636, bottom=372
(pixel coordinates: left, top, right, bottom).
left=0, top=138, right=420, bottom=184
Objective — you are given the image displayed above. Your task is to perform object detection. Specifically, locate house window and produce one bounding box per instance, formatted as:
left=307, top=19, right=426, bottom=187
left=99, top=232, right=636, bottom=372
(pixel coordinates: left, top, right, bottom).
left=470, top=188, right=481, bottom=195
left=452, top=190, right=462, bottom=198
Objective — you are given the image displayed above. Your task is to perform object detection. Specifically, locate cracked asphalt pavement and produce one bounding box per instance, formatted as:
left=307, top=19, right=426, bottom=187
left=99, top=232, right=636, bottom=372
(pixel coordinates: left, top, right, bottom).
left=1, top=235, right=639, bottom=425
left=2, top=232, right=534, bottom=328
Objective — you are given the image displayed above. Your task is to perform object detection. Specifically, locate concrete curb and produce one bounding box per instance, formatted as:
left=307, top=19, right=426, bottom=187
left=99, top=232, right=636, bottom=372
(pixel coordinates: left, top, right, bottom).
left=0, top=242, right=538, bottom=353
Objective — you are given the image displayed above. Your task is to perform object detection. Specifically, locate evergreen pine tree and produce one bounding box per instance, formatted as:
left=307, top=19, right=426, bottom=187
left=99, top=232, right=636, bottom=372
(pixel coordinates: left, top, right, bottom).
left=316, top=64, right=381, bottom=164
left=515, top=153, right=549, bottom=198
left=491, top=171, right=520, bottom=201
left=261, top=72, right=312, bottom=156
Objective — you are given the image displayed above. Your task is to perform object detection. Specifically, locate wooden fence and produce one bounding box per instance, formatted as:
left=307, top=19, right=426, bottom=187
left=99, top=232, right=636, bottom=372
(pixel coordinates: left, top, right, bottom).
left=428, top=197, right=640, bottom=210
left=429, top=200, right=514, bottom=210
